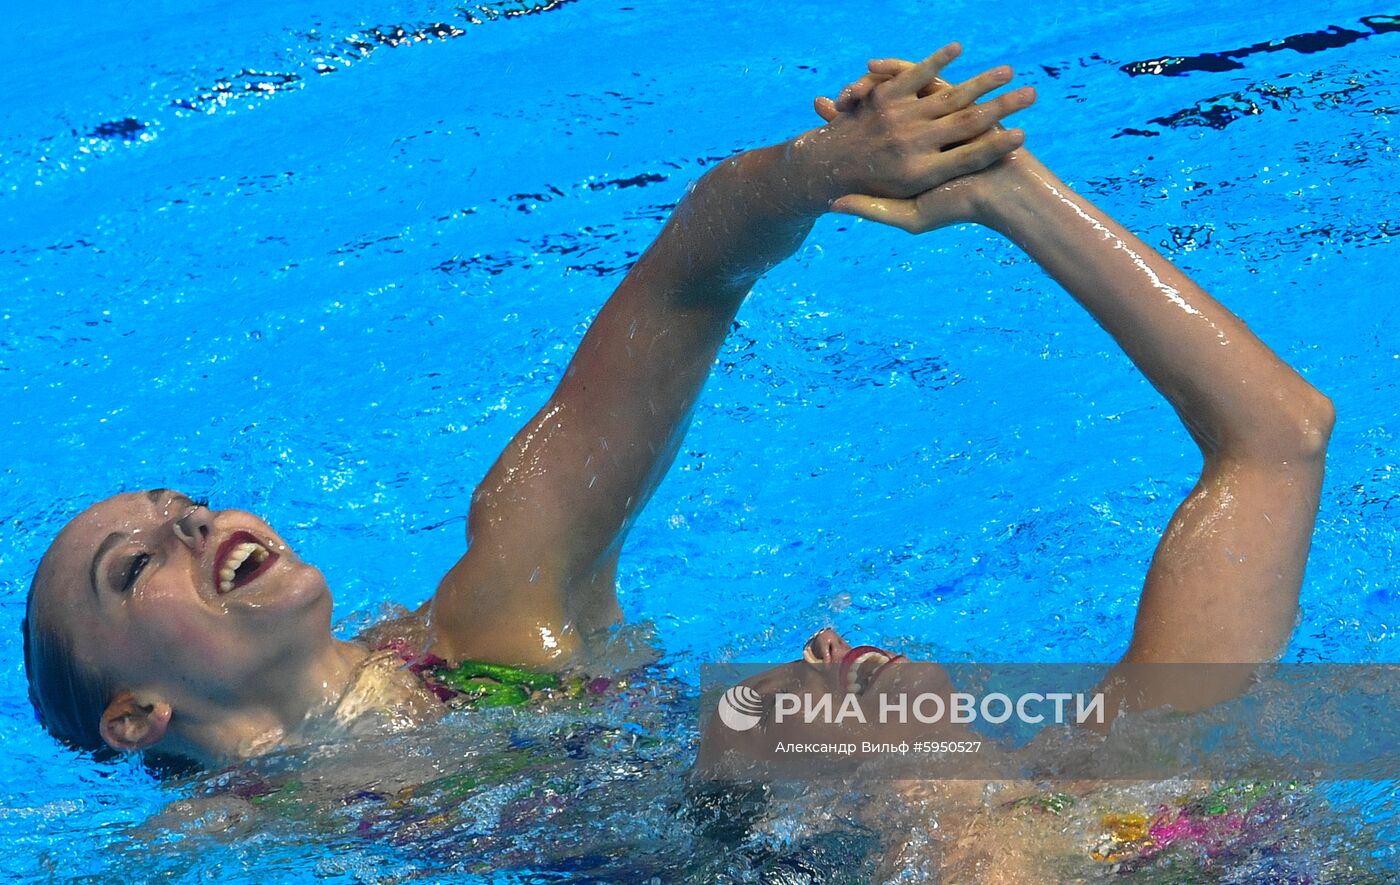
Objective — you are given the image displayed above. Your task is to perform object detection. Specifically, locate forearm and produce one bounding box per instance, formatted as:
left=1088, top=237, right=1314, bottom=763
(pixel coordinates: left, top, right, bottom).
left=458, top=142, right=835, bottom=603
left=980, top=158, right=1332, bottom=459
left=534, top=143, right=837, bottom=537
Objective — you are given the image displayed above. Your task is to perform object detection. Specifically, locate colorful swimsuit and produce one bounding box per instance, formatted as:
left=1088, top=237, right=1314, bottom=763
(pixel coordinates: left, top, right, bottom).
left=207, top=643, right=637, bottom=833
left=1094, top=781, right=1299, bottom=868
left=1011, top=780, right=1302, bottom=873
left=376, top=638, right=614, bottom=709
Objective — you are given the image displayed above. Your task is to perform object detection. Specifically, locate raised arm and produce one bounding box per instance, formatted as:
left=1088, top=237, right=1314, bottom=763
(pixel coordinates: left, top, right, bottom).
left=427, top=45, right=1036, bottom=667
left=827, top=61, right=1333, bottom=702
left=976, top=156, right=1332, bottom=665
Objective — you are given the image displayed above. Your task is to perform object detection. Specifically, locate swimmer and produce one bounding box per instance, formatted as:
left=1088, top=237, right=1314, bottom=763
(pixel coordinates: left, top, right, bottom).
left=23, top=43, right=1042, bottom=769
left=703, top=47, right=1333, bottom=727
left=695, top=55, right=1335, bottom=881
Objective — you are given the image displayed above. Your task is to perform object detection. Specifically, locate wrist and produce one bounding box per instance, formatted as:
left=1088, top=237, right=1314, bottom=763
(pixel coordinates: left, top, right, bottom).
left=972, top=152, right=1063, bottom=235
left=782, top=129, right=854, bottom=214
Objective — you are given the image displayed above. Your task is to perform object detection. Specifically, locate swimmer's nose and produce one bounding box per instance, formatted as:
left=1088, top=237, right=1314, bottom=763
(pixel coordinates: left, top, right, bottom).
left=803, top=628, right=852, bottom=665
left=173, top=506, right=213, bottom=553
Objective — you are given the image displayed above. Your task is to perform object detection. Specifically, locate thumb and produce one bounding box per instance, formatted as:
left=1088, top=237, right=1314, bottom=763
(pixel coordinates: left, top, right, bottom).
left=829, top=194, right=922, bottom=233
left=813, top=95, right=838, bottom=122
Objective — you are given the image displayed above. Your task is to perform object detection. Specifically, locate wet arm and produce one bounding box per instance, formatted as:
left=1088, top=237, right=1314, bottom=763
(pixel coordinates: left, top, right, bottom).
left=822, top=58, right=1332, bottom=712
left=428, top=146, right=833, bottom=665
left=429, top=46, right=1031, bottom=667
left=977, top=155, right=1333, bottom=676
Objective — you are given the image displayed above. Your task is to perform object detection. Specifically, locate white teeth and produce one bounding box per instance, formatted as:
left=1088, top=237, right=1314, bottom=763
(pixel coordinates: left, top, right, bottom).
left=846, top=651, right=892, bottom=693
left=218, top=540, right=271, bottom=593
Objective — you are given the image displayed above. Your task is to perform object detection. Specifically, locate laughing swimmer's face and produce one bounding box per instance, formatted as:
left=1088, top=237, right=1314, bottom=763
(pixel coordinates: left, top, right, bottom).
left=29, top=489, right=335, bottom=722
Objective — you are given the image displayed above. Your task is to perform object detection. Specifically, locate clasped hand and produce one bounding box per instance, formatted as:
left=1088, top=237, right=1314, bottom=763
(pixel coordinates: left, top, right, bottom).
left=799, top=43, right=1035, bottom=232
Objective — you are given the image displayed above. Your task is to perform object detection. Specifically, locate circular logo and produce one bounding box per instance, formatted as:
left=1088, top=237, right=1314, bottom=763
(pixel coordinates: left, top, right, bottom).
left=717, top=684, right=764, bottom=731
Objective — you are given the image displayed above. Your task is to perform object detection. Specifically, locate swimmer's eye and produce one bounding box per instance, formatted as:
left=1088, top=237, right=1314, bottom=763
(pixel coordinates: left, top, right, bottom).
left=190, top=497, right=209, bottom=508
left=122, top=553, right=151, bottom=592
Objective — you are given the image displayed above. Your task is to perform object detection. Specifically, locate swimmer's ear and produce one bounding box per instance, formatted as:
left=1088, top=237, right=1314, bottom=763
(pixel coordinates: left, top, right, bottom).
left=99, top=691, right=172, bottom=752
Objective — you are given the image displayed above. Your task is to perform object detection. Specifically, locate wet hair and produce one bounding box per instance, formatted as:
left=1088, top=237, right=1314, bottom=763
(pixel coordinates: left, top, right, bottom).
left=22, top=558, right=115, bottom=757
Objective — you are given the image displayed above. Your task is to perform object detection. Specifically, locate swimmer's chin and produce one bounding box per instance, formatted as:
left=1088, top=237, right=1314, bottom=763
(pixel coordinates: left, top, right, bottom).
left=220, top=557, right=332, bottom=613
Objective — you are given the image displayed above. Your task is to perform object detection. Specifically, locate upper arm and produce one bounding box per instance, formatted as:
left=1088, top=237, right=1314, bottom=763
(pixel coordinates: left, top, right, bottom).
left=426, top=247, right=749, bottom=666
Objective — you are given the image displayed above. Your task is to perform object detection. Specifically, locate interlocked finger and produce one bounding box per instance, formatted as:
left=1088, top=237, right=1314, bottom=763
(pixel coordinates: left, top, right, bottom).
left=835, top=72, right=889, bottom=112
left=930, top=87, right=1035, bottom=145
left=866, top=57, right=910, bottom=78
left=866, top=57, right=1018, bottom=113
left=878, top=42, right=961, bottom=100
left=935, top=127, right=1026, bottom=179
left=924, top=65, right=1014, bottom=114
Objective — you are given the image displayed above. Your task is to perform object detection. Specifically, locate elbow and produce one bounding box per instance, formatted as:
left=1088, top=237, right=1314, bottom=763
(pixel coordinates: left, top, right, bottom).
left=1220, top=381, right=1334, bottom=464
left=1275, top=384, right=1335, bottom=463
left=1294, top=384, right=1335, bottom=460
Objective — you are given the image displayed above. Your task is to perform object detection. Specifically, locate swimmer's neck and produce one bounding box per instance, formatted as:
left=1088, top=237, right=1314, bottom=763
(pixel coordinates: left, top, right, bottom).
left=162, top=637, right=372, bottom=765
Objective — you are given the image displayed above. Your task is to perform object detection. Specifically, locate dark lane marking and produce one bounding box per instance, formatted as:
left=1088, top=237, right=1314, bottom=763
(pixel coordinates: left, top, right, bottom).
left=23, top=1, right=581, bottom=188
left=1122, top=14, right=1400, bottom=77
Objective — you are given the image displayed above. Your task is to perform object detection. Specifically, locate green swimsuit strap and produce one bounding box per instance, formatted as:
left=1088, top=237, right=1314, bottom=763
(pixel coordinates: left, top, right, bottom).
left=428, top=658, right=562, bottom=708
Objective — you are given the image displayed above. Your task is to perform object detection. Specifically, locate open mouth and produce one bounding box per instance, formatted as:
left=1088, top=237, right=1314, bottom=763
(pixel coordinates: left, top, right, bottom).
left=839, top=646, right=907, bottom=695
left=212, top=530, right=278, bottom=594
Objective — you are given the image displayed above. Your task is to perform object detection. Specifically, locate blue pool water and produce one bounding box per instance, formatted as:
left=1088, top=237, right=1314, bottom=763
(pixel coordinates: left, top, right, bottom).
left=2, top=0, right=1397, bottom=879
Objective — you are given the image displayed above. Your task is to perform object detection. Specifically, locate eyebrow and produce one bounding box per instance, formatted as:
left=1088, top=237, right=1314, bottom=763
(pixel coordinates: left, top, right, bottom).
left=89, top=531, right=129, bottom=598
left=146, top=487, right=195, bottom=508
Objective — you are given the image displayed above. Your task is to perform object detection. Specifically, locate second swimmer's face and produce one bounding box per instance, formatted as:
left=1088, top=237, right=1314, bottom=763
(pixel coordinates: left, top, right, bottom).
left=31, top=489, right=334, bottom=710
